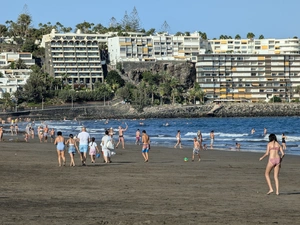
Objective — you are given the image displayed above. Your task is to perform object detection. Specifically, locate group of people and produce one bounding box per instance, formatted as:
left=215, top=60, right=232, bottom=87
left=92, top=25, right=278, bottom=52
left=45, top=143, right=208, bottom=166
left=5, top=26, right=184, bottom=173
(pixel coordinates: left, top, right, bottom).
left=53, top=122, right=152, bottom=166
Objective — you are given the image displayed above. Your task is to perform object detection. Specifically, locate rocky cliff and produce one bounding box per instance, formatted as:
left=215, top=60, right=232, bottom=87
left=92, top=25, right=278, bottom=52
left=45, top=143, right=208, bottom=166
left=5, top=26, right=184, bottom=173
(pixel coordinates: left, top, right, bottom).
left=118, top=61, right=196, bottom=88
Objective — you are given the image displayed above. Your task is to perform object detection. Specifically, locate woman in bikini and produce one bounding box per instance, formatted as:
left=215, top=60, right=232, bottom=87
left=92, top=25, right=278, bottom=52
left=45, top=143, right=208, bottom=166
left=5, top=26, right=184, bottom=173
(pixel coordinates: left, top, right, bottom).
left=259, top=133, right=284, bottom=195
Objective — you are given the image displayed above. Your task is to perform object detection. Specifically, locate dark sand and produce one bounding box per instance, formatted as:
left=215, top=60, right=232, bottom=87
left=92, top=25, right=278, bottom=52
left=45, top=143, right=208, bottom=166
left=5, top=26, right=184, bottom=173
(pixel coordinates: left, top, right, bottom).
left=1, top=135, right=300, bottom=225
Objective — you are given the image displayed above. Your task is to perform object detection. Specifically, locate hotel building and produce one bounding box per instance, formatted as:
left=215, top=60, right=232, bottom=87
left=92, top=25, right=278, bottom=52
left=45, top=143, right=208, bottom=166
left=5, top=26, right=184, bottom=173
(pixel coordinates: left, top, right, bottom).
left=42, top=29, right=146, bottom=87
left=108, top=32, right=207, bottom=64
left=196, top=54, right=300, bottom=102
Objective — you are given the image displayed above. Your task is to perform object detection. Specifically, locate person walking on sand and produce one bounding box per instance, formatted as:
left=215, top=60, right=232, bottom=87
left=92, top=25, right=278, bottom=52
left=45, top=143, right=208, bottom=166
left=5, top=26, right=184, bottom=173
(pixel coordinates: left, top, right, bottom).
left=101, top=130, right=112, bottom=163
left=281, top=133, right=287, bottom=151
left=54, top=131, right=66, bottom=167
left=77, top=127, right=90, bottom=166
left=141, top=130, right=150, bottom=162
left=135, top=129, right=141, bottom=145
left=0, top=126, right=3, bottom=141
left=197, top=130, right=203, bottom=150
left=210, top=130, right=215, bottom=149
left=89, top=137, right=100, bottom=164
left=174, top=130, right=182, bottom=148
left=116, top=123, right=128, bottom=149
left=50, top=128, right=55, bottom=143
left=65, top=134, right=79, bottom=167
left=44, top=125, right=49, bottom=142
left=192, top=137, right=201, bottom=162
left=259, top=133, right=284, bottom=195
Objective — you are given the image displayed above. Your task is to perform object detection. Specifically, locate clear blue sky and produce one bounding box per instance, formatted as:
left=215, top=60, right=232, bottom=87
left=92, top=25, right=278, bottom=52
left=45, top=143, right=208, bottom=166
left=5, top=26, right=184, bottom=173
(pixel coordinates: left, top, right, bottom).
left=1, top=0, right=299, bottom=39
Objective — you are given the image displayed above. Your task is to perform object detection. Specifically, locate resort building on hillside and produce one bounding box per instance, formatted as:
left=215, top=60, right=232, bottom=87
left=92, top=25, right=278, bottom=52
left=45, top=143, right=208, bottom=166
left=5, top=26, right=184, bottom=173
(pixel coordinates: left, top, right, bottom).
left=207, top=38, right=300, bottom=54
left=0, top=52, right=35, bottom=68
left=196, top=54, right=300, bottom=102
left=42, top=29, right=145, bottom=87
left=108, top=32, right=207, bottom=64
left=0, top=69, right=32, bottom=99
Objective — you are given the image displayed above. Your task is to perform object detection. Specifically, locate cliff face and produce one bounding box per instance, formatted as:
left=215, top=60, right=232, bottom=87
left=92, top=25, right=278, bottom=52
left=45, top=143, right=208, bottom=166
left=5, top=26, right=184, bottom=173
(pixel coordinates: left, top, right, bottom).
left=118, top=61, right=196, bottom=88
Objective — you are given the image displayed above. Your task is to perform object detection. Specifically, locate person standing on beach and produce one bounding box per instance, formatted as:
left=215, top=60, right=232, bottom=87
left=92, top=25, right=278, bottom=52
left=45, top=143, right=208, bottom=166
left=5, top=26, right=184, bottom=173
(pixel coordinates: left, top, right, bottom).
left=77, top=127, right=90, bottom=166
left=174, top=130, right=182, bottom=148
left=44, top=125, right=49, bottom=142
left=14, top=124, right=19, bottom=135
left=65, top=134, right=79, bottom=167
left=141, top=130, right=150, bottom=162
left=210, top=130, right=215, bottom=149
left=281, top=133, right=287, bottom=151
left=0, top=126, right=3, bottom=141
left=116, top=123, right=128, bottom=149
left=192, top=137, right=201, bottom=162
left=259, top=133, right=284, bottom=195
left=54, top=131, right=66, bottom=167
left=197, top=130, right=203, bottom=150
left=101, top=130, right=112, bottom=163
left=135, top=129, right=141, bottom=145
left=50, top=128, right=55, bottom=143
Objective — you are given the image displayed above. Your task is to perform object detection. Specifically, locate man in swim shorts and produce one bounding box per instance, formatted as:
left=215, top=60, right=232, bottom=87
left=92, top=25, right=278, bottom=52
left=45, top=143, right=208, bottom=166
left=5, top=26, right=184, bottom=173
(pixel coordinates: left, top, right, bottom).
left=116, top=123, right=128, bottom=149
left=141, top=130, right=150, bottom=162
left=192, top=137, right=201, bottom=162
left=77, top=127, right=90, bottom=166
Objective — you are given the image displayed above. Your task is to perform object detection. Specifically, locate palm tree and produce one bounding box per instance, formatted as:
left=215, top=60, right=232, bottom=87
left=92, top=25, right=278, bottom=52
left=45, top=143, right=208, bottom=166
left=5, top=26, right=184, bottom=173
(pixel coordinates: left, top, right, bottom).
left=259, top=34, right=264, bottom=39
left=17, top=13, right=32, bottom=38
left=246, top=32, right=255, bottom=39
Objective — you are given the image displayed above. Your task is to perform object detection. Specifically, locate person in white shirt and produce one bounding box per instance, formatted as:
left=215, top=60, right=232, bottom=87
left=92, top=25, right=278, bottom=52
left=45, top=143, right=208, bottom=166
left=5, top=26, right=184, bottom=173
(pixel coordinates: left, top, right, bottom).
left=101, top=130, right=112, bottom=163
left=77, top=127, right=90, bottom=166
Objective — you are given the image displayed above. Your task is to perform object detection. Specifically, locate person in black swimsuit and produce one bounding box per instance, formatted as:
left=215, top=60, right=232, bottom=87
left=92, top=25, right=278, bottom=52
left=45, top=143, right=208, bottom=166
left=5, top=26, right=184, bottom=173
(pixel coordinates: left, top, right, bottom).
left=282, top=133, right=287, bottom=151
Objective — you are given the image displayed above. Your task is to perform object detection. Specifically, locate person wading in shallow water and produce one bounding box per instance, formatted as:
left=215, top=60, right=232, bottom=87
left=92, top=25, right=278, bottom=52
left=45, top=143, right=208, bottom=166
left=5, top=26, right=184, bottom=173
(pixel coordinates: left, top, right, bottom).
left=174, top=130, right=182, bottom=149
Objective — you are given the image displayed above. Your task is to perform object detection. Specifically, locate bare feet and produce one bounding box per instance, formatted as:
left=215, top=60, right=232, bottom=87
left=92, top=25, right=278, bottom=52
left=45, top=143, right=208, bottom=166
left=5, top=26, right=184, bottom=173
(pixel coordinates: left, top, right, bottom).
left=276, top=192, right=280, bottom=195
left=267, top=190, right=274, bottom=195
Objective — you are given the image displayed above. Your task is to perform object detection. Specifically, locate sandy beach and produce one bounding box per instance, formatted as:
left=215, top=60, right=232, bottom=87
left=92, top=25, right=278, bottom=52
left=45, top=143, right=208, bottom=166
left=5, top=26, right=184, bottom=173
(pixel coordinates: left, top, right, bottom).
left=1, top=135, right=300, bottom=225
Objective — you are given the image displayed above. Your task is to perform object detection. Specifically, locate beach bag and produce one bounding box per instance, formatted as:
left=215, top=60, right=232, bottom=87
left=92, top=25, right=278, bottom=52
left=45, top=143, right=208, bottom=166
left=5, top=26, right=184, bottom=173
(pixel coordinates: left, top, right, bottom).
left=106, top=140, right=114, bottom=150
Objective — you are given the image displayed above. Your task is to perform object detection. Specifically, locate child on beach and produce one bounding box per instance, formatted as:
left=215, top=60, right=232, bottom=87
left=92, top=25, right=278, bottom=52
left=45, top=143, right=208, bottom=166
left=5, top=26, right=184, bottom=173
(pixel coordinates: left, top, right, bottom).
left=89, top=137, right=99, bottom=163
left=192, top=137, right=201, bottom=162
left=65, top=134, right=79, bottom=167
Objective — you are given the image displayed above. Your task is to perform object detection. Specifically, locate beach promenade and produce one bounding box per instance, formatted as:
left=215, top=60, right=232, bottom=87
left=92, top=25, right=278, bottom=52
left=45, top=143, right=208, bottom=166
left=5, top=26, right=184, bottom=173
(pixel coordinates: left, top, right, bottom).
left=1, top=136, right=300, bottom=225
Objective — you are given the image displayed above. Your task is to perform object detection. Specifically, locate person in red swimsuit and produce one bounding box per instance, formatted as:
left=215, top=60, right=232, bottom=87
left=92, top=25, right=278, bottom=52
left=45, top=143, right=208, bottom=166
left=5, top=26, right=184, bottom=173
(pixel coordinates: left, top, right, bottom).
left=259, top=133, right=284, bottom=195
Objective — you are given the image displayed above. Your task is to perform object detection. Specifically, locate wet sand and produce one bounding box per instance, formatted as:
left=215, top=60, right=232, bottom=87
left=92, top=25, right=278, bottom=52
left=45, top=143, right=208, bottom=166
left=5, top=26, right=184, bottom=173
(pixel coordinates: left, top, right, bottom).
left=1, top=135, right=300, bottom=225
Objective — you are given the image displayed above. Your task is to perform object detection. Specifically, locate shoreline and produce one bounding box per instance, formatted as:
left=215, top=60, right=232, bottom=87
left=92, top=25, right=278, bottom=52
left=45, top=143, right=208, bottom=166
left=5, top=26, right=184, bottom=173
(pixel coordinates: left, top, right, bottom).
left=1, top=103, right=300, bottom=121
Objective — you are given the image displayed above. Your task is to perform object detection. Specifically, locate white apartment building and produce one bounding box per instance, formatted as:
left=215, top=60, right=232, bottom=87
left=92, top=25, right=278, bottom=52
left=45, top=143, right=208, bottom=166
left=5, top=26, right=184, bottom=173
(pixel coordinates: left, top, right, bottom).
left=42, top=29, right=146, bottom=87
left=0, top=52, right=35, bottom=68
left=108, top=32, right=207, bottom=64
left=0, top=69, right=32, bottom=98
left=196, top=54, right=300, bottom=102
left=207, top=38, right=300, bottom=54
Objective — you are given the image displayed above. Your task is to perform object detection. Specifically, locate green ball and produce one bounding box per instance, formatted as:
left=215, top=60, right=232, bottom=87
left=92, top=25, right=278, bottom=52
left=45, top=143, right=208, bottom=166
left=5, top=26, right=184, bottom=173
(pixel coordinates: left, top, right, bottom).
left=184, top=157, right=188, bottom=162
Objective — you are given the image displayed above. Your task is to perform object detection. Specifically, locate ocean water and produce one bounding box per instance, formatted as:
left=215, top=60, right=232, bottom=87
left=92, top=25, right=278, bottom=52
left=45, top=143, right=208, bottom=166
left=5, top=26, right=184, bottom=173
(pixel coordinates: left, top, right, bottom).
left=16, top=117, right=300, bottom=155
